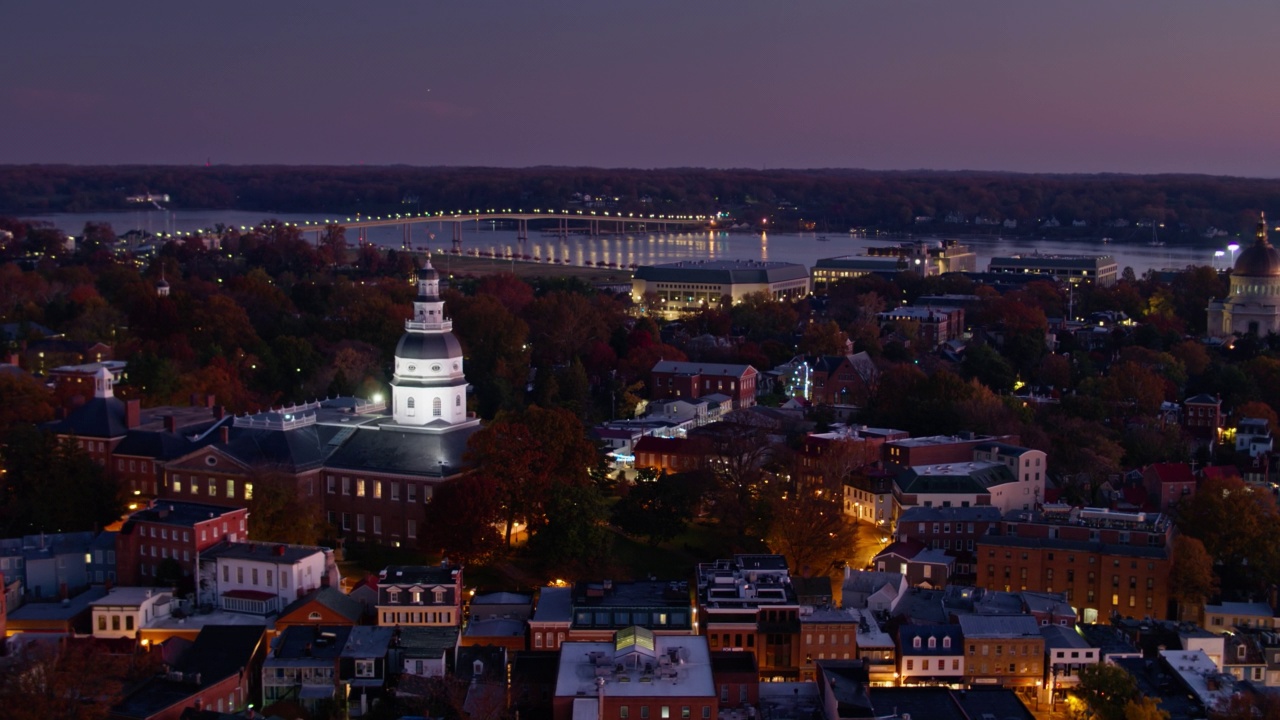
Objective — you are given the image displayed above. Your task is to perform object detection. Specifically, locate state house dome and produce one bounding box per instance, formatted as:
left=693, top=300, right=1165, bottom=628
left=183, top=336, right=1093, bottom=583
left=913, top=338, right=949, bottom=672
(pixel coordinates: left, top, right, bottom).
left=1234, top=215, right=1280, bottom=277
left=395, top=332, right=463, bottom=361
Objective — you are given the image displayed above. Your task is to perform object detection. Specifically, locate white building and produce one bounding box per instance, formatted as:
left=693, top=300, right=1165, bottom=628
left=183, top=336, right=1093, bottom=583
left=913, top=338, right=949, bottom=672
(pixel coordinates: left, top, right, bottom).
left=90, top=587, right=172, bottom=639
left=199, top=541, right=335, bottom=615
left=391, top=260, right=478, bottom=429
left=972, top=442, right=1047, bottom=511
left=1209, top=214, right=1280, bottom=338
left=898, top=625, right=965, bottom=685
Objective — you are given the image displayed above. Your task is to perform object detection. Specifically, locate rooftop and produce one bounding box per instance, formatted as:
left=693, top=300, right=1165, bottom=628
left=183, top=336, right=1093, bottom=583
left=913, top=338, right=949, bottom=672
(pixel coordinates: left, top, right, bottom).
left=89, top=587, right=171, bottom=608
left=554, top=632, right=715, bottom=699
left=958, top=614, right=1043, bottom=639
left=532, top=586, right=574, bottom=623
left=125, top=501, right=244, bottom=529
left=380, top=564, right=461, bottom=586
left=201, top=540, right=328, bottom=565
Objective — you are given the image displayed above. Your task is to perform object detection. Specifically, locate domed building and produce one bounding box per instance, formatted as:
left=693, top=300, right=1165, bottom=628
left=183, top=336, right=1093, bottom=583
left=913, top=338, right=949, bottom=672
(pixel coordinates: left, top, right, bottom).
left=389, top=260, right=474, bottom=428
left=1208, top=213, right=1280, bottom=338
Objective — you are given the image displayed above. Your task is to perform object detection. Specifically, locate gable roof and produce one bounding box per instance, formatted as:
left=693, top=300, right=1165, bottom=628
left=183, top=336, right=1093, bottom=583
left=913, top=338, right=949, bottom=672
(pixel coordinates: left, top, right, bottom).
left=279, top=587, right=363, bottom=624
left=45, top=397, right=130, bottom=438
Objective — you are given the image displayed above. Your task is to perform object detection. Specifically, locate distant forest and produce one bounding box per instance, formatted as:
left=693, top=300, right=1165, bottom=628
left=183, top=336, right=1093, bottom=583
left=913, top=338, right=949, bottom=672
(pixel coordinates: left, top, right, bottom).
left=3, top=165, right=1280, bottom=239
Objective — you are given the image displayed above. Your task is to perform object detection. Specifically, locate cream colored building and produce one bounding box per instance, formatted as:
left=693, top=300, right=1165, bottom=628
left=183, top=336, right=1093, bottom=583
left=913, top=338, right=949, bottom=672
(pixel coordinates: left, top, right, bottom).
left=631, top=260, right=809, bottom=314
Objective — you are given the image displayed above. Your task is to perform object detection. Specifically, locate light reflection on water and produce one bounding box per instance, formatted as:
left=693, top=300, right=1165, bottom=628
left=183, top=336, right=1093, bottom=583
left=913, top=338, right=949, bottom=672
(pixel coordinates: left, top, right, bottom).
left=29, top=209, right=1238, bottom=276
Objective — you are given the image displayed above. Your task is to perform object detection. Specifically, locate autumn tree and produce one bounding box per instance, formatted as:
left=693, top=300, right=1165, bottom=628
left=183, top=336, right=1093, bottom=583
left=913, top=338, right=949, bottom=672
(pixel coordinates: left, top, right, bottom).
left=248, top=471, right=326, bottom=546
left=1169, top=535, right=1217, bottom=622
left=0, top=426, right=123, bottom=537
left=527, top=482, right=612, bottom=578
left=767, top=482, right=858, bottom=578
left=1177, top=476, right=1280, bottom=593
left=798, top=320, right=849, bottom=357
left=0, top=639, right=131, bottom=720
left=1074, top=662, right=1140, bottom=720
left=465, top=405, right=601, bottom=546
left=420, top=475, right=504, bottom=565
left=611, top=469, right=700, bottom=546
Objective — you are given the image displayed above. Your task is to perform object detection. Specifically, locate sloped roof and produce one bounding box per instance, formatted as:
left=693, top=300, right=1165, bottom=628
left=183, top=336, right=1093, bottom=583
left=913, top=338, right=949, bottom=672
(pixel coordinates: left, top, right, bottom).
left=324, top=419, right=480, bottom=477
left=651, top=360, right=756, bottom=378
left=45, top=397, right=129, bottom=438
left=1146, top=462, right=1195, bottom=485
left=280, top=587, right=363, bottom=624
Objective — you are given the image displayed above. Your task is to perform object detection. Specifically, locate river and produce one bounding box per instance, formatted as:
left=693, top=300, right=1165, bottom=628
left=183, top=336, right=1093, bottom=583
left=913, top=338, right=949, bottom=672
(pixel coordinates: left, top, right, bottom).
left=26, top=209, right=1240, bottom=277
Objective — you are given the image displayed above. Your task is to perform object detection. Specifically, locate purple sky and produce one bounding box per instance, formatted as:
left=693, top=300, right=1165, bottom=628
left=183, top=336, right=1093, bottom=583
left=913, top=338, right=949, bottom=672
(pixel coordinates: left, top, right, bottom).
left=3, top=1, right=1280, bottom=175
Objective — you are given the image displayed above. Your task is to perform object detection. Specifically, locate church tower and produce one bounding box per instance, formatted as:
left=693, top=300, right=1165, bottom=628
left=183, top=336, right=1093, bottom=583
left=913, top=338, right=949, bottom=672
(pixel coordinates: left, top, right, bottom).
left=390, top=258, right=475, bottom=428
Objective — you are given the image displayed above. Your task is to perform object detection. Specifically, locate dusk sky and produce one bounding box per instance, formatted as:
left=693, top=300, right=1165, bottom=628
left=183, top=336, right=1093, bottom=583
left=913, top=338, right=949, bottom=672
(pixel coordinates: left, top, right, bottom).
left=4, top=1, right=1280, bottom=175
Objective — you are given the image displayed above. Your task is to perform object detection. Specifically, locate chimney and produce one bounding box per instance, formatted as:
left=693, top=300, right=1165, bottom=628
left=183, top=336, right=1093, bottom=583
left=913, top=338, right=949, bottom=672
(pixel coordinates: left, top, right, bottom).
left=164, top=415, right=177, bottom=433
left=126, top=399, right=141, bottom=429
left=205, top=394, right=216, bottom=408
left=219, top=426, right=230, bottom=444
left=275, top=545, right=286, bottom=556
left=213, top=405, right=225, bottom=420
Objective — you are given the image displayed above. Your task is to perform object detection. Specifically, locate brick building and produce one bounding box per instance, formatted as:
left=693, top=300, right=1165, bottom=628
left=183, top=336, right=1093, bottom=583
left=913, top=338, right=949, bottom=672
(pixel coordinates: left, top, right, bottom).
left=799, top=606, right=861, bottom=681
left=696, top=555, right=800, bottom=680
left=116, top=502, right=249, bottom=586
left=650, top=361, right=758, bottom=409
left=975, top=505, right=1174, bottom=622
left=958, top=615, right=1045, bottom=688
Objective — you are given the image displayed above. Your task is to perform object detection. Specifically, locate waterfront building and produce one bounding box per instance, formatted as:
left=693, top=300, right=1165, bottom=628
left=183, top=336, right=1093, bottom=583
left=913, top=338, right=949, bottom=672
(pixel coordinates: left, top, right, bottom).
left=1208, top=214, right=1280, bottom=338
left=987, top=254, right=1118, bottom=286
left=631, top=259, right=809, bottom=313
left=811, top=240, right=976, bottom=291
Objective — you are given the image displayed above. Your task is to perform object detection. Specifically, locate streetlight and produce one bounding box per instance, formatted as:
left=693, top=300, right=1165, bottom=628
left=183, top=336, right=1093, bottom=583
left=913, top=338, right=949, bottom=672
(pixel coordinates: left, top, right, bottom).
left=1229, top=242, right=1241, bottom=267
left=1215, top=250, right=1225, bottom=269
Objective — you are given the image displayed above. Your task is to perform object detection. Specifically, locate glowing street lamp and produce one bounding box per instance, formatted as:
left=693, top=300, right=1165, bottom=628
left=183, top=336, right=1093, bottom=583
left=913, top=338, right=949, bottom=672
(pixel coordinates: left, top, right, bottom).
left=1229, top=242, right=1241, bottom=267
left=1215, top=250, right=1225, bottom=269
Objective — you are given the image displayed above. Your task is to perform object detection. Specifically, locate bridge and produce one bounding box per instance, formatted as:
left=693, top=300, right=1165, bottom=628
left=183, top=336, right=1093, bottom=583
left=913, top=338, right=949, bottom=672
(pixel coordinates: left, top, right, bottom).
left=161, top=209, right=714, bottom=255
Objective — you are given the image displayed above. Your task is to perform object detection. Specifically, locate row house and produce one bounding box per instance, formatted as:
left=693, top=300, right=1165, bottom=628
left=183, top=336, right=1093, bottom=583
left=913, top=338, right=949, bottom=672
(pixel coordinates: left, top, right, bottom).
left=261, top=624, right=396, bottom=715
left=898, top=625, right=965, bottom=685
left=116, top=501, right=248, bottom=586
left=110, top=625, right=266, bottom=720
left=634, top=435, right=713, bottom=473
left=696, top=555, right=801, bottom=680
left=799, top=606, right=861, bottom=681
left=1040, top=625, right=1100, bottom=701
left=872, top=541, right=954, bottom=588
left=975, top=505, right=1174, bottom=622
left=89, top=587, right=172, bottom=639
left=958, top=615, right=1045, bottom=688
left=895, top=505, right=1002, bottom=579
left=376, top=563, right=463, bottom=627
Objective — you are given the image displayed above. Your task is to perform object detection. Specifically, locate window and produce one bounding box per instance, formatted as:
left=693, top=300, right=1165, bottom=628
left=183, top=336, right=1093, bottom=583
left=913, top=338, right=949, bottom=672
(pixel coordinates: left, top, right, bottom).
left=98, top=615, right=106, bottom=631
left=281, top=572, right=289, bottom=589
left=407, top=397, right=416, bottom=416
left=621, top=708, right=630, bottom=720
left=112, top=615, right=120, bottom=631
left=357, top=479, right=366, bottom=498
left=907, top=660, right=914, bottom=671
left=227, top=480, right=236, bottom=498
left=245, top=483, right=252, bottom=500
left=356, top=659, right=376, bottom=678
left=327, top=476, right=335, bottom=494
left=374, top=481, right=382, bottom=499
left=126, top=616, right=134, bottom=631
left=252, top=568, right=259, bottom=585
left=661, top=708, right=670, bottom=719
left=357, top=514, right=366, bottom=532
left=342, top=477, right=351, bottom=495
left=208, top=479, right=217, bottom=496
left=641, top=708, right=650, bottom=719
left=682, top=708, right=690, bottom=719
left=391, top=482, right=400, bottom=501
left=373, top=516, right=382, bottom=535
left=433, top=397, right=442, bottom=417
left=407, top=520, right=417, bottom=538
left=408, top=484, right=417, bottom=503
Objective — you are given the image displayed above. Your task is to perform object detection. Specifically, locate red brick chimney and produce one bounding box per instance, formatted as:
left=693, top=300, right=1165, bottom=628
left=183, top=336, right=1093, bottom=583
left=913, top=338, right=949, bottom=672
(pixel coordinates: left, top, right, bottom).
left=126, top=399, right=141, bottom=429
left=219, top=426, right=230, bottom=444
left=164, top=415, right=177, bottom=433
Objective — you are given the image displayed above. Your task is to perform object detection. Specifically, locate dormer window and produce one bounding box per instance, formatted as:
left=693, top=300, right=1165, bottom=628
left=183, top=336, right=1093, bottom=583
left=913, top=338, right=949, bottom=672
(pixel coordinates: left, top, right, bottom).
left=928, top=636, right=937, bottom=649
left=942, top=636, right=952, bottom=649
left=913, top=636, right=922, bottom=649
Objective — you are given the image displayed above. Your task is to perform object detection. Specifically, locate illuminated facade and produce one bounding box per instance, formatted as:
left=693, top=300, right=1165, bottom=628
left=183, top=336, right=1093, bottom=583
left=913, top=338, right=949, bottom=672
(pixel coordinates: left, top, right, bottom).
left=1208, top=214, right=1280, bottom=338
